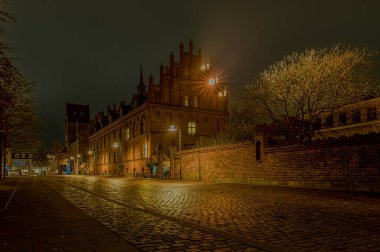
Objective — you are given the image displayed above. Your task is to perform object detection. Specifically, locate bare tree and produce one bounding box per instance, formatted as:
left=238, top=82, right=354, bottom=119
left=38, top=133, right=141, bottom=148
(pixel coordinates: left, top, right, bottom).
left=244, top=45, right=378, bottom=144
left=0, top=1, right=41, bottom=178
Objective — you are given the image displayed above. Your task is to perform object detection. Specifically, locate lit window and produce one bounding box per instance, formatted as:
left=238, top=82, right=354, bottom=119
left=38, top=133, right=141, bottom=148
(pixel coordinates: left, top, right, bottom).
left=126, top=128, right=130, bottom=140
left=184, top=96, right=189, bottom=107
left=194, top=97, right=198, bottom=108
left=188, top=122, right=196, bottom=135
left=144, top=142, right=148, bottom=158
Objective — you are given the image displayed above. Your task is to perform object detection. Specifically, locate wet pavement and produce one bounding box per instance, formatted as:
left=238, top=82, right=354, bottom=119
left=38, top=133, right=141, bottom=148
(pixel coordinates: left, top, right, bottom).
left=1, top=176, right=379, bottom=251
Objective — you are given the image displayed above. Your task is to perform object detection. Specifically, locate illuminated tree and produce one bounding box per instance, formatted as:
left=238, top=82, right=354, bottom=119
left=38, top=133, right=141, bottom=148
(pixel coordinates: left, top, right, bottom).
left=244, top=45, right=378, bottom=144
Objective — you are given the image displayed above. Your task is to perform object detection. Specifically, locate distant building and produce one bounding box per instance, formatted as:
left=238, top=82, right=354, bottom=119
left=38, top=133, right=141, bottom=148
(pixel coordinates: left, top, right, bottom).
left=88, top=41, right=229, bottom=177
left=314, top=96, right=380, bottom=139
left=64, top=103, right=91, bottom=174
left=8, top=151, right=34, bottom=176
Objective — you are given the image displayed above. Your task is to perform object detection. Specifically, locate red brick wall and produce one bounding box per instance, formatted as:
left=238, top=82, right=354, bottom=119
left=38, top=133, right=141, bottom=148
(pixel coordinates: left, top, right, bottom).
left=176, top=136, right=380, bottom=192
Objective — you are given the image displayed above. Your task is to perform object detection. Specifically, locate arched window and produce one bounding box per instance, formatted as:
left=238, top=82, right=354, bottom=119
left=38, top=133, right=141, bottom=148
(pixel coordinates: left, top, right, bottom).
left=256, top=141, right=261, bottom=161
left=141, top=118, right=145, bottom=134
left=125, top=128, right=130, bottom=140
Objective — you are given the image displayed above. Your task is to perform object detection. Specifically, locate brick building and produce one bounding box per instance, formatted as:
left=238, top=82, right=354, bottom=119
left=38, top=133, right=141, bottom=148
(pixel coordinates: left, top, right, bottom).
left=314, top=96, right=380, bottom=139
left=64, top=103, right=91, bottom=174
left=88, top=41, right=229, bottom=177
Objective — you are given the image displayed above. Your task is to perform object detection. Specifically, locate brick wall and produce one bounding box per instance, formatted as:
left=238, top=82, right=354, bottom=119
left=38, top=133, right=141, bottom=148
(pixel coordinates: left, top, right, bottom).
left=176, top=136, right=380, bottom=192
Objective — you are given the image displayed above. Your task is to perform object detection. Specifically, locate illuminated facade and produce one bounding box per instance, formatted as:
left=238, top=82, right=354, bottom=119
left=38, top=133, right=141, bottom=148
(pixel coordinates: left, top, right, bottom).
left=314, top=96, right=380, bottom=139
left=88, top=41, right=229, bottom=177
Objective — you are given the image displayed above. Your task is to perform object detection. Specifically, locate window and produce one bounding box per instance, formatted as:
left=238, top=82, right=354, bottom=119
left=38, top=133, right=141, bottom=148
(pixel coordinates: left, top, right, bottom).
left=367, top=107, right=377, bottom=121
left=144, top=142, right=148, bottom=158
left=141, top=119, right=145, bottom=134
left=338, top=112, right=347, bottom=125
left=188, top=122, right=196, bottom=135
left=126, top=128, right=130, bottom=140
left=15, top=154, right=20, bottom=158
left=325, top=114, right=334, bottom=127
left=194, top=96, right=198, bottom=108
left=28, top=154, right=33, bottom=159
left=184, top=96, right=189, bottom=107
left=352, top=110, right=361, bottom=124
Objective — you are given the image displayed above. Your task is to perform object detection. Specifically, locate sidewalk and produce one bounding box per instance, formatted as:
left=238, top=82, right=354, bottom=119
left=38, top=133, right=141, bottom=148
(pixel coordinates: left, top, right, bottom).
left=0, top=177, right=137, bottom=251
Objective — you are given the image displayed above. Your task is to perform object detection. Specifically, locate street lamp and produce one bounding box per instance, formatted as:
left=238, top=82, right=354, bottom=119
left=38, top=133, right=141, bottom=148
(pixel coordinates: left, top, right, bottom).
left=168, top=124, right=182, bottom=181
left=76, top=153, right=81, bottom=174
left=69, top=156, right=74, bottom=175
left=112, top=142, right=123, bottom=176
left=88, top=150, right=96, bottom=175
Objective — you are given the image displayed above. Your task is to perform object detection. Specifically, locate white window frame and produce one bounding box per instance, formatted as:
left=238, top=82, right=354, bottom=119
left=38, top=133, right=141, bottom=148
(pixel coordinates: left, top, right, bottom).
left=188, top=122, right=196, bottom=135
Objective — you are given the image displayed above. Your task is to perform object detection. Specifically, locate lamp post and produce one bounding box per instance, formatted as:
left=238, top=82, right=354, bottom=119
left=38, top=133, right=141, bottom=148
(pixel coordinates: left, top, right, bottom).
left=88, top=150, right=96, bottom=175
left=168, top=124, right=182, bottom=181
left=112, top=142, right=123, bottom=176
left=76, top=153, right=81, bottom=174
left=69, top=156, right=75, bottom=175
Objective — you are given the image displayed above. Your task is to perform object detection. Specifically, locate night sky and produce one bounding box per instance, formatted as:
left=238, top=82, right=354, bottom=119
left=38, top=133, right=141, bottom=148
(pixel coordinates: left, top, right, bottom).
left=5, top=0, right=380, bottom=149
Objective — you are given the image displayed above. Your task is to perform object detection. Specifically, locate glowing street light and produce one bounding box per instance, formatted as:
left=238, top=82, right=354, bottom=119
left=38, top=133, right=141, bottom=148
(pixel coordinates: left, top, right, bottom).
left=168, top=124, right=182, bottom=181
left=88, top=150, right=96, bottom=175
left=112, top=142, right=123, bottom=176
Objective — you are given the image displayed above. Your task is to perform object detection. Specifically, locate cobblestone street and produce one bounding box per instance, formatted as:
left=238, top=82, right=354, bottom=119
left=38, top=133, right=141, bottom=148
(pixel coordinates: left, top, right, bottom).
left=1, top=176, right=380, bottom=251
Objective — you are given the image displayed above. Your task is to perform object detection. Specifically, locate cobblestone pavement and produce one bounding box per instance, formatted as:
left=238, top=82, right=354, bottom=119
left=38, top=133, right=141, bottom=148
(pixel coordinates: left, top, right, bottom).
left=0, top=177, right=136, bottom=251
left=2, top=176, right=380, bottom=251
left=44, top=176, right=380, bottom=251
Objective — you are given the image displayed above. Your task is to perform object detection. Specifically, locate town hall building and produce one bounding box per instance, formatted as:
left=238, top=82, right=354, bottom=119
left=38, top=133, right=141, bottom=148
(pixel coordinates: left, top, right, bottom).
left=87, top=41, right=229, bottom=178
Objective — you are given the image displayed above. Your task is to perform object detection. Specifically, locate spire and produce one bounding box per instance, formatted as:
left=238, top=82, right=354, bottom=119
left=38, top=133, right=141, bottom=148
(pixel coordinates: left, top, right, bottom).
left=189, top=40, right=193, bottom=54
left=149, top=73, right=154, bottom=86
left=137, top=64, right=146, bottom=95
left=170, top=52, right=174, bottom=66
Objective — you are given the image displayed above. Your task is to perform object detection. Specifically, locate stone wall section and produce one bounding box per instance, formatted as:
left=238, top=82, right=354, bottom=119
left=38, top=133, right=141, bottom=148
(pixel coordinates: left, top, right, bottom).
left=176, top=136, right=380, bottom=192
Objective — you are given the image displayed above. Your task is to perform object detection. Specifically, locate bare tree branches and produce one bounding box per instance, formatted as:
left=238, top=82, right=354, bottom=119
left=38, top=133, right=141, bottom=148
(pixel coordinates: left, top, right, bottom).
left=243, top=45, right=378, bottom=144
left=0, top=0, right=41, bottom=178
